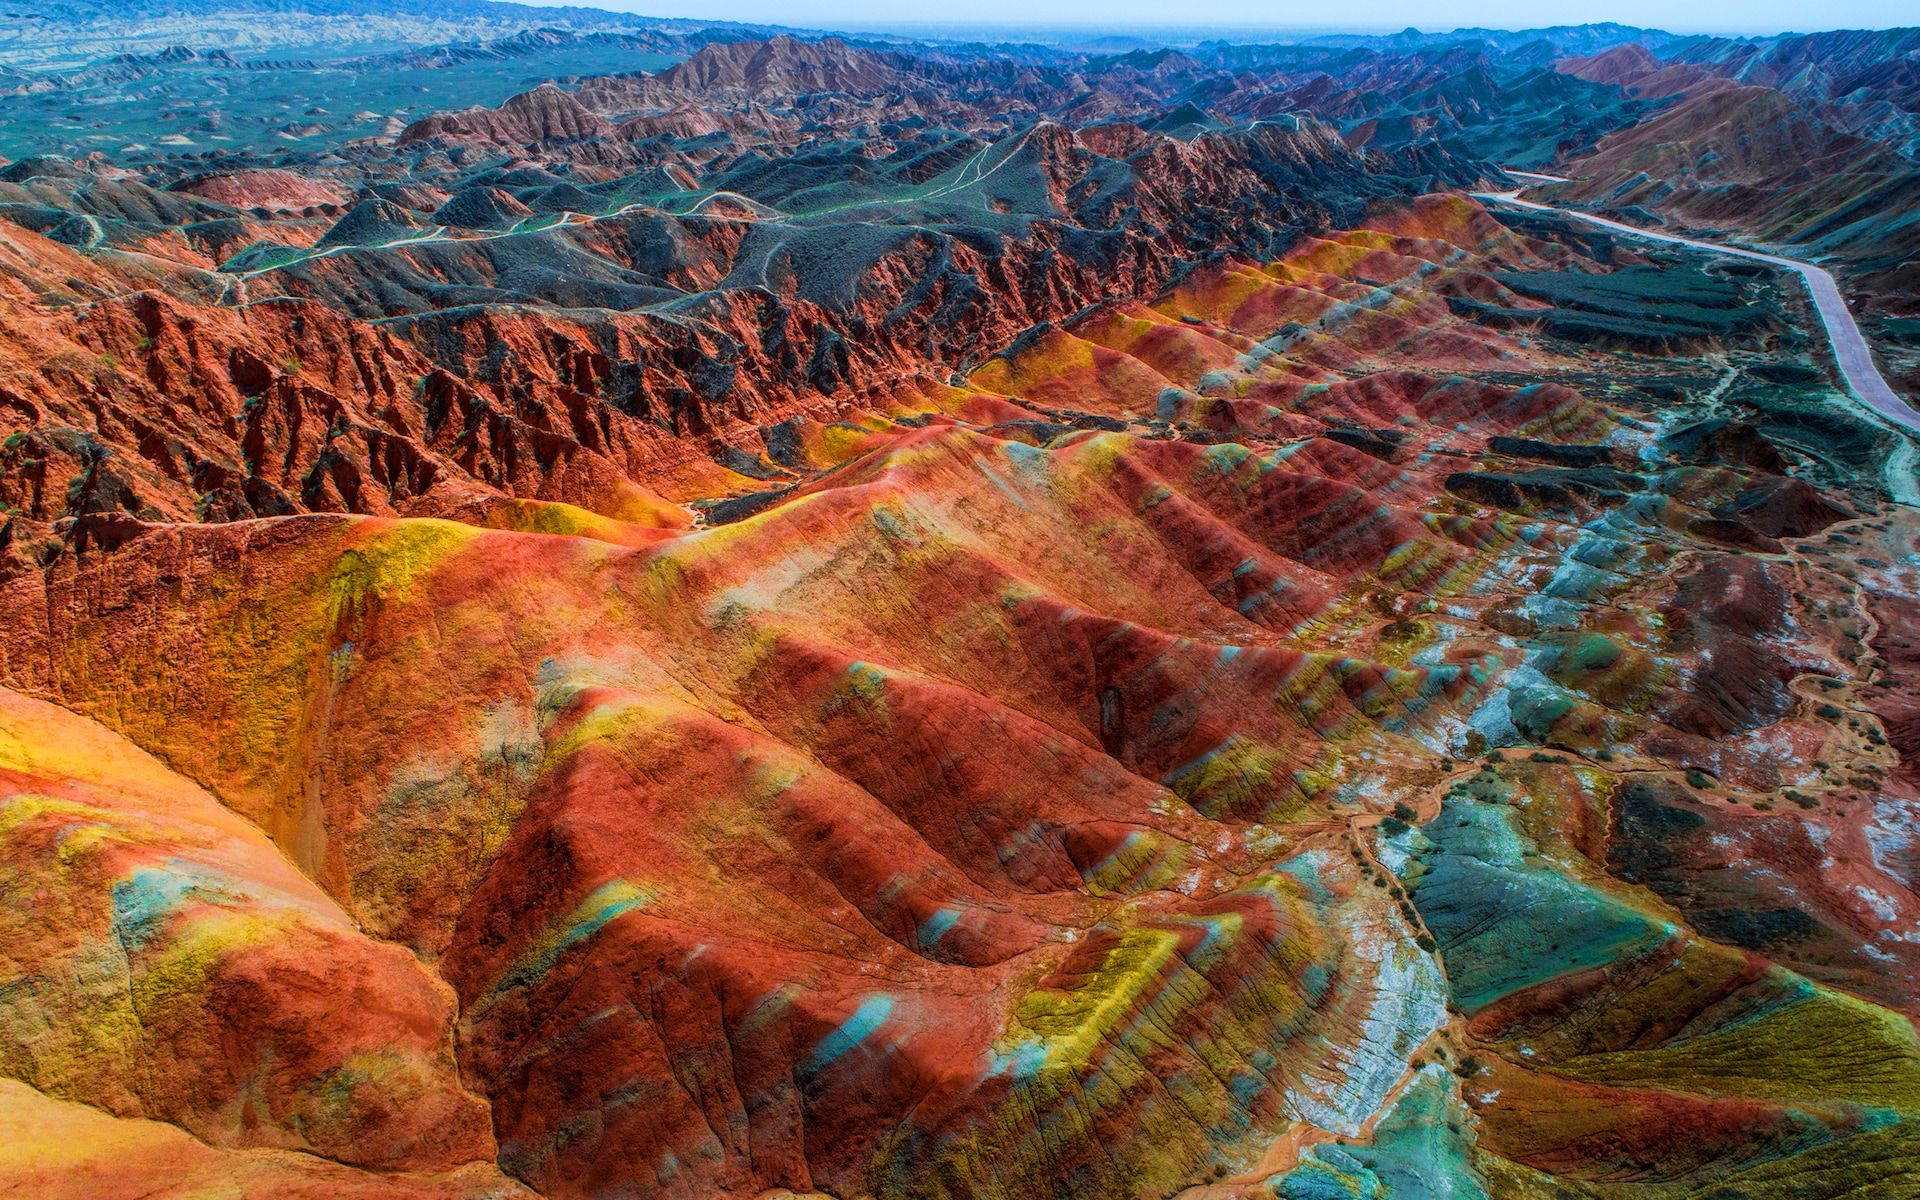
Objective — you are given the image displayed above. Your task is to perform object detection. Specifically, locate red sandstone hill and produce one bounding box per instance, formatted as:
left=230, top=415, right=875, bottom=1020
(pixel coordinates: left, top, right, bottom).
left=655, top=34, right=915, bottom=97
left=1551, top=82, right=1920, bottom=300
left=5, top=21, right=1920, bottom=1200
left=171, top=168, right=349, bottom=213
left=398, top=83, right=613, bottom=149
left=1559, top=42, right=1661, bottom=87
left=568, top=35, right=921, bottom=117
left=1569, top=84, right=1900, bottom=188
left=1555, top=42, right=1728, bottom=99
left=4, top=192, right=1917, bottom=1199
left=0, top=125, right=1463, bottom=530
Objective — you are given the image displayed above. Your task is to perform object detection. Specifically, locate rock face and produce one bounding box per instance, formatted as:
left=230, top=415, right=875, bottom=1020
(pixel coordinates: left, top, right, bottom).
left=0, top=118, right=1461, bottom=527
left=5, top=162, right=1920, bottom=1199
left=1546, top=84, right=1920, bottom=309
left=4, top=16, right=1920, bottom=1200
left=398, top=84, right=615, bottom=149
left=645, top=35, right=915, bottom=99
left=1543, top=32, right=1920, bottom=311
left=0, top=690, right=517, bottom=1191
left=172, top=168, right=349, bottom=212
left=0, top=1079, right=531, bottom=1200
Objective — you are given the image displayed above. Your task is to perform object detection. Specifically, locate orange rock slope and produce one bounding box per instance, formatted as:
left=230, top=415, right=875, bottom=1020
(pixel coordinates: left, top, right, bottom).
left=3, top=192, right=1919, bottom=1200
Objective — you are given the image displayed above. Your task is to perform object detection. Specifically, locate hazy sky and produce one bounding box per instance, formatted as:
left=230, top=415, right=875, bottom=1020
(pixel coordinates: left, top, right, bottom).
left=550, top=0, right=1911, bottom=37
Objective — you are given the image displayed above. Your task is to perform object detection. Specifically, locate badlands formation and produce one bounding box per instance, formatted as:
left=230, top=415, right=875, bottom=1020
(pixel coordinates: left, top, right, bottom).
left=1, top=8, right=1919, bottom=1199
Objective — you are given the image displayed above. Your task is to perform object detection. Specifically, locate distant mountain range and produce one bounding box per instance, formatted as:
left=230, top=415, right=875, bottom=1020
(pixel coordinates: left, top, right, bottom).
left=1301, top=22, right=1706, bottom=54
left=0, top=4, right=1849, bottom=72
left=0, top=0, right=788, bottom=69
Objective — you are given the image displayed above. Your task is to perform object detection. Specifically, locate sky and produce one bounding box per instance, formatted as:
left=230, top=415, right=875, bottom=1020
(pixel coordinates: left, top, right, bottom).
left=546, top=0, right=1912, bottom=37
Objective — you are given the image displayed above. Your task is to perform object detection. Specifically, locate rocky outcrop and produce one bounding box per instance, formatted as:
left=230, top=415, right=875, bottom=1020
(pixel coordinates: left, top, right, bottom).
left=0, top=689, right=505, bottom=1175
left=5, top=20, right=1920, bottom=1200
left=5, top=205, right=1918, bottom=1200
left=172, top=168, right=349, bottom=213
left=0, top=117, right=1478, bottom=526
left=647, top=35, right=917, bottom=99
left=399, top=83, right=614, bottom=149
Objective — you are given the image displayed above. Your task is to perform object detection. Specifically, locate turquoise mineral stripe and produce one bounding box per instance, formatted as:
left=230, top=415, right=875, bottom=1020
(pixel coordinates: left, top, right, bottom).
left=803, top=994, right=895, bottom=1077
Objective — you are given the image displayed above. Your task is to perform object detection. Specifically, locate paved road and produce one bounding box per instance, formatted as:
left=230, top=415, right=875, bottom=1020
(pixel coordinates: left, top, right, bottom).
left=1473, top=187, right=1920, bottom=443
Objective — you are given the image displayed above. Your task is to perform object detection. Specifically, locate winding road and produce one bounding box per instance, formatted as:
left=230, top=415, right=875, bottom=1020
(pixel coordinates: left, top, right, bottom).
left=1472, top=178, right=1920, bottom=500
